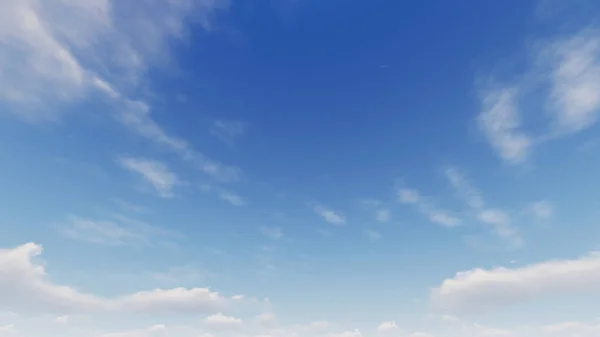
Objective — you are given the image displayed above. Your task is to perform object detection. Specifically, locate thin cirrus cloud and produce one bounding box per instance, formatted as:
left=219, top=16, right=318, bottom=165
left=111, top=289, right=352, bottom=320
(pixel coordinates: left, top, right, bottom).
left=199, top=184, right=246, bottom=206
left=61, top=214, right=179, bottom=247
left=0, top=0, right=239, bottom=183
left=430, top=250, right=600, bottom=314
left=444, top=167, right=522, bottom=246
left=312, top=204, right=346, bottom=226
left=211, top=120, right=248, bottom=147
left=477, top=29, right=600, bottom=163
left=118, top=157, right=182, bottom=198
left=259, top=226, right=284, bottom=241
left=397, top=188, right=461, bottom=228
left=0, top=243, right=231, bottom=315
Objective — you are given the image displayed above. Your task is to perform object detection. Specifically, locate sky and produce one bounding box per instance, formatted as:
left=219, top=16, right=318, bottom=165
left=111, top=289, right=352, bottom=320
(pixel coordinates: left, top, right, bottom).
left=2, top=0, right=600, bottom=336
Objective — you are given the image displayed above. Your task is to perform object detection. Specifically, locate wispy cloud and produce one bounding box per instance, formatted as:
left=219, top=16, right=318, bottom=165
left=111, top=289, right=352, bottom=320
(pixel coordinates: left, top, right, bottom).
left=259, top=226, right=284, bottom=240
left=477, top=87, right=532, bottom=164
left=397, top=188, right=461, bottom=228
left=118, top=157, right=182, bottom=198
left=529, top=200, right=555, bottom=220
left=543, top=29, right=600, bottom=134
left=359, top=199, right=391, bottom=223
left=478, top=29, right=600, bottom=163
left=211, top=120, right=248, bottom=147
left=313, top=204, right=346, bottom=226
left=444, top=167, right=522, bottom=246
left=61, top=214, right=178, bottom=247
left=0, top=0, right=239, bottom=183
left=365, top=229, right=382, bottom=241
left=199, top=184, right=246, bottom=206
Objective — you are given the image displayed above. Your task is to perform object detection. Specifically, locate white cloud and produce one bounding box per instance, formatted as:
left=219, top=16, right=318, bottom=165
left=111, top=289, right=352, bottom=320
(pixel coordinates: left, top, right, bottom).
left=203, top=313, right=243, bottom=330
left=0, top=243, right=227, bottom=314
left=0, top=0, right=239, bottom=184
left=313, top=205, right=345, bottom=226
left=199, top=184, right=246, bottom=206
left=478, top=30, right=600, bottom=163
left=543, top=30, right=600, bottom=134
left=326, top=330, right=362, bottom=337
left=431, top=250, right=600, bottom=314
left=53, top=315, right=69, bottom=325
left=477, top=87, right=532, bottom=164
left=543, top=321, right=600, bottom=336
left=0, top=324, right=15, bottom=334
left=62, top=215, right=177, bottom=247
left=375, top=209, right=391, bottom=222
left=255, top=313, right=277, bottom=325
left=259, top=227, right=284, bottom=240
left=377, top=321, right=398, bottom=332
left=529, top=200, right=554, bottom=220
left=444, top=168, right=484, bottom=209
left=0, top=0, right=228, bottom=114
left=397, top=188, right=460, bottom=228
left=211, top=120, right=248, bottom=146
left=217, top=190, right=246, bottom=206
left=444, top=167, right=522, bottom=246
left=118, top=157, right=181, bottom=198
left=365, top=229, right=382, bottom=241
left=398, top=189, right=420, bottom=204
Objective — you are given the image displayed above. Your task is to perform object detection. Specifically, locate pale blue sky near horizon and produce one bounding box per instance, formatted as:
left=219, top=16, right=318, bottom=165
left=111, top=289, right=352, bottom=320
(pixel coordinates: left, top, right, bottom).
left=1, top=1, right=600, bottom=336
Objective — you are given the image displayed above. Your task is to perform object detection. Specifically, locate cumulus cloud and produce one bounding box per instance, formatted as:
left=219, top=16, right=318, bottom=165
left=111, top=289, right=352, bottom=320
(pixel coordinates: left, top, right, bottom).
left=431, top=250, right=600, bottom=314
left=203, top=313, right=243, bottom=330
left=0, top=243, right=227, bottom=315
left=377, top=321, right=398, bottom=332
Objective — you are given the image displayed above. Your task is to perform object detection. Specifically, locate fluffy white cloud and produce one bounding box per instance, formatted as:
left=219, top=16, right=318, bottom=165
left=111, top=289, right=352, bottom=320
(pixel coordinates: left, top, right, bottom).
left=431, top=250, right=600, bottom=314
left=376, top=321, right=398, bottom=333
left=203, top=313, right=243, bottom=330
left=0, top=243, right=227, bottom=315
left=118, top=157, right=182, bottom=198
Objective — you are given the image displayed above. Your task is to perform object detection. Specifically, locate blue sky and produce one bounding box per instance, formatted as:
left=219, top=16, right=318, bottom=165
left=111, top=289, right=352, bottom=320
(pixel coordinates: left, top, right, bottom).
left=2, top=0, right=600, bottom=336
